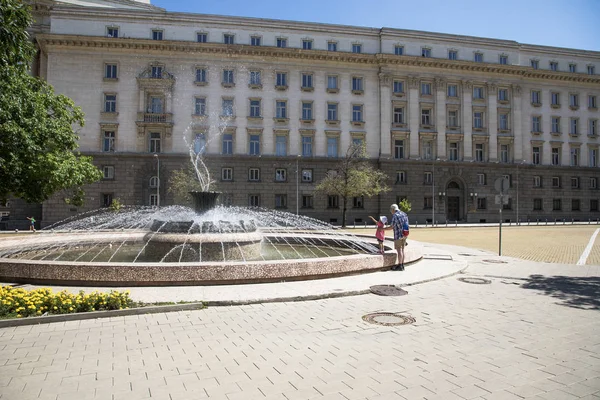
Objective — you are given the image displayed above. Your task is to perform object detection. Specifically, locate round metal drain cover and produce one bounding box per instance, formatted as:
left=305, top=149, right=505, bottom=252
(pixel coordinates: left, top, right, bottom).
left=458, top=277, right=492, bottom=285
left=482, top=259, right=508, bottom=264
left=370, top=285, right=408, bottom=296
left=362, top=312, right=416, bottom=326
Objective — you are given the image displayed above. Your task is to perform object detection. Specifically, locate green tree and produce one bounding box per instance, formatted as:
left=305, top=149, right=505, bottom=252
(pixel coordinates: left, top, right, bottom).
left=167, top=167, right=207, bottom=206
left=0, top=0, right=102, bottom=204
left=315, top=143, right=389, bottom=227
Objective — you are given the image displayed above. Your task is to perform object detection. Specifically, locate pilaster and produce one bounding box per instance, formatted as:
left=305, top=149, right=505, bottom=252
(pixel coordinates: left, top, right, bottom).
left=487, top=83, right=498, bottom=162
left=379, top=73, right=392, bottom=158
left=512, top=84, right=524, bottom=162
left=462, top=80, right=473, bottom=160
left=435, top=77, right=446, bottom=159
left=408, top=76, right=420, bottom=159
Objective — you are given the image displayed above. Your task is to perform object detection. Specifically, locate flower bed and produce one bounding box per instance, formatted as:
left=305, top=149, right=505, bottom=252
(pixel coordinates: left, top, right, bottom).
left=0, top=286, right=134, bottom=318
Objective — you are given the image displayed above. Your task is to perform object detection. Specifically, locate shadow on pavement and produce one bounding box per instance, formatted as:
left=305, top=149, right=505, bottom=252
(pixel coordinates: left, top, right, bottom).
left=521, top=274, right=600, bottom=310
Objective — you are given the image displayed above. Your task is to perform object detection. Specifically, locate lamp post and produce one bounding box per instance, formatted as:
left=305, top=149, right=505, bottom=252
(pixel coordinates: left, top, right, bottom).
left=432, top=158, right=440, bottom=227
left=516, top=159, right=525, bottom=225
left=296, top=155, right=300, bottom=215
left=153, top=153, right=160, bottom=208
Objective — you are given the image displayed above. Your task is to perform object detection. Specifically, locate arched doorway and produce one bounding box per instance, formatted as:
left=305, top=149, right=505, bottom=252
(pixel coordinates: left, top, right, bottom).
left=445, top=180, right=463, bottom=221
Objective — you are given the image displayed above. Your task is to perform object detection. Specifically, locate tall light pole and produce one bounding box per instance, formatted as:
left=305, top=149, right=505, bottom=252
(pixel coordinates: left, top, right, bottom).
left=516, top=159, right=525, bottom=225
left=432, top=159, right=435, bottom=227
left=154, top=153, right=160, bottom=208
left=296, top=155, right=300, bottom=215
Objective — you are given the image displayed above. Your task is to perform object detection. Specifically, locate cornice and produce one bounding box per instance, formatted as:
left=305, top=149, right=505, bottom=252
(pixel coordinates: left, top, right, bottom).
left=35, top=34, right=600, bottom=85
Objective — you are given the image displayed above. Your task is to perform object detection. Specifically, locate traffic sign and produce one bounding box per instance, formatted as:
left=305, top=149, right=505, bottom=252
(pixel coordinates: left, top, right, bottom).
left=494, top=177, right=510, bottom=194
left=495, top=195, right=510, bottom=205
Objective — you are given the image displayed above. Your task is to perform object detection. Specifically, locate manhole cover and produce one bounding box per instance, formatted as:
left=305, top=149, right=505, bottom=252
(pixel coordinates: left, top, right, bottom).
left=370, top=285, right=408, bottom=296
left=362, top=312, right=416, bottom=326
left=458, top=277, right=492, bottom=284
left=482, top=259, right=508, bottom=264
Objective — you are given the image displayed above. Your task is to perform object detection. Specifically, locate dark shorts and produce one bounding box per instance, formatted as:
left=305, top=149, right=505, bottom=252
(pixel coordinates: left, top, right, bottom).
left=377, top=239, right=384, bottom=244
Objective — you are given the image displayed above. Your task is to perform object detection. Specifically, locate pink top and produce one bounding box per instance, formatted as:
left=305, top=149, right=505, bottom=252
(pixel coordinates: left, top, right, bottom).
left=375, top=221, right=385, bottom=241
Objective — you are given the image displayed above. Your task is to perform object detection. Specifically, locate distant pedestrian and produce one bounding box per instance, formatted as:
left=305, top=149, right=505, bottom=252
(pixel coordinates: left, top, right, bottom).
left=27, top=217, right=36, bottom=232
left=369, top=215, right=387, bottom=254
left=385, top=204, right=409, bottom=271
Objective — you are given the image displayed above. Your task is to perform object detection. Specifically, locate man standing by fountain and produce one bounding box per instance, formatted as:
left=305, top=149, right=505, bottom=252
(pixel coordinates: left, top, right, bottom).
left=386, top=204, right=409, bottom=271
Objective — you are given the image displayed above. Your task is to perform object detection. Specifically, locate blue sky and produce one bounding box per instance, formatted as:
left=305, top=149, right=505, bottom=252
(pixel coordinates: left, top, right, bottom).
left=152, top=0, right=600, bottom=51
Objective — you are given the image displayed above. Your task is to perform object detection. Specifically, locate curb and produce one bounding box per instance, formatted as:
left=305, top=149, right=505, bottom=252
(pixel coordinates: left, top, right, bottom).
left=0, top=263, right=467, bottom=328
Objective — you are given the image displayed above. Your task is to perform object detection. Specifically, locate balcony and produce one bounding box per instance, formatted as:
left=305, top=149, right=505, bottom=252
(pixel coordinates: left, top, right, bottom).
left=137, top=112, right=173, bottom=124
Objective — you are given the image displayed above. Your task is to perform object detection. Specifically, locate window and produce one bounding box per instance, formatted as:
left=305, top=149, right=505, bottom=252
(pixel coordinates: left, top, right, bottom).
left=571, top=148, right=580, bottom=166
left=394, top=45, right=404, bottom=55
left=473, top=86, right=484, bottom=99
left=250, top=36, right=261, bottom=46
left=194, top=97, right=206, bottom=116
left=222, top=69, right=234, bottom=85
left=474, top=52, right=483, bottom=62
left=393, top=80, right=404, bottom=94
left=552, top=176, right=561, bottom=188
left=196, top=32, right=207, bottom=43
left=276, top=72, right=287, bottom=87
left=551, top=117, right=561, bottom=133
left=102, top=166, right=114, bottom=180
left=249, top=134, right=260, bottom=155
left=274, top=194, right=287, bottom=209
left=550, top=61, right=558, bottom=71
left=531, top=59, right=539, bottom=69
left=327, top=137, right=338, bottom=157
left=570, top=94, right=579, bottom=108
left=532, top=116, right=541, bottom=132
left=327, top=41, right=337, bottom=51
left=106, top=26, right=119, bottom=38
left=151, top=65, right=162, bottom=79
left=195, top=68, right=207, bottom=83
left=352, top=43, right=362, bottom=53
left=302, top=195, right=313, bottom=208
left=424, top=171, right=432, bottom=184
left=531, top=90, right=541, bottom=105
left=393, top=107, right=405, bottom=124
left=149, top=132, right=161, bottom=153
left=249, top=99, right=261, bottom=117
left=448, top=110, right=458, bottom=127
left=572, top=199, right=581, bottom=211
left=551, top=92, right=560, bottom=106
left=149, top=96, right=163, bottom=113
left=588, top=65, right=596, bottom=75
left=275, top=169, right=287, bottom=182
left=571, top=177, right=580, bottom=189
left=302, top=169, right=313, bottom=182
left=477, top=173, right=486, bottom=185
left=447, top=84, right=458, bottom=97
left=149, top=176, right=159, bottom=188
left=421, top=109, right=431, bottom=126
left=224, top=34, right=234, bottom=44
left=498, top=88, right=508, bottom=101
left=553, top=199, right=561, bottom=211
left=222, top=133, right=233, bottom=155
left=352, top=137, right=363, bottom=147
left=396, top=171, right=407, bottom=184
left=590, top=95, right=598, bottom=109
left=105, top=63, right=117, bottom=79
left=352, top=105, right=363, bottom=122
left=591, top=178, right=598, bottom=189
left=591, top=199, right=599, bottom=212
left=569, top=63, right=577, bottom=73
left=534, top=198, right=543, bottom=211
left=218, top=99, right=233, bottom=118
left=570, top=118, right=579, bottom=135
left=477, top=198, right=487, bottom=210
left=104, top=94, right=116, bottom=113
left=499, top=55, right=508, bottom=65
left=275, top=101, right=287, bottom=119
left=152, top=29, right=163, bottom=40
left=353, top=196, right=364, bottom=208
left=394, top=140, right=405, bottom=159
left=551, top=148, right=560, bottom=165
left=449, top=142, right=459, bottom=161
left=248, top=168, right=260, bottom=181
left=590, top=149, right=598, bottom=167
left=327, top=75, right=338, bottom=90
left=276, top=37, right=287, bottom=48
left=352, top=77, right=363, bottom=92
left=533, top=176, right=541, bottom=188
left=503, top=198, right=512, bottom=210
left=422, top=141, right=432, bottom=160
left=221, top=168, right=233, bottom=181
left=423, top=197, right=433, bottom=209
left=302, top=39, right=313, bottom=50
left=475, top=143, right=484, bottom=162
left=302, top=102, right=313, bottom=120
left=249, top=70, right=261, bottom=86
left=448, top=50, right=457, bottom=60
left=301, top=73, right=313, bottom=90
left=327, top=103, right=338, bottom=121
left=275, top=135, right=287, bottom=156
left=499, top=113, right=509, bottom=131
left=248, top=195, right=260, bottom=207
left=421, top=48, right=431, bottom=57
left=500, top=144, right=510, bottom=163
left=421, top=82, right=431, bottom=96
left=532, top=147, right=540, bottom=165
left=102, top=131, right=115, bottom=152
left=327, top=195, right=339, bottom=208
left=102, top=194, right=113, bottom=208
left=473, top=112, right=483, bottom=129
left=193, top=133, right=206, bottom=154
left=302, top=136, right=313, bottom=157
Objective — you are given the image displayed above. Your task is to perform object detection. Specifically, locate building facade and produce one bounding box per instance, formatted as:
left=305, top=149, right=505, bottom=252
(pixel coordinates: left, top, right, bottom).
left=15, top=0, right=600, bottom=227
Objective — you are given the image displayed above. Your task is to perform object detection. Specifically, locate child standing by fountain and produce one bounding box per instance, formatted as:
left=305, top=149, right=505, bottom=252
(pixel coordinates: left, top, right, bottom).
left=369, top=215, right=387, bottom=254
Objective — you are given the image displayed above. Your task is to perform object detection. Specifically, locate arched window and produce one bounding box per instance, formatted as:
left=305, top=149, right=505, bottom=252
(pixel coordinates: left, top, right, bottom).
left=149, top=176, right=159, bottom=188
left=447, top=181, right=460, bottom=189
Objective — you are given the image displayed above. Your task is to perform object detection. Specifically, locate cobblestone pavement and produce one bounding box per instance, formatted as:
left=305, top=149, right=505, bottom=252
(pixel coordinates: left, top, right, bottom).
left=1, top=263, right=599, bottom=400
left=354, top=225, right=600, bottom=265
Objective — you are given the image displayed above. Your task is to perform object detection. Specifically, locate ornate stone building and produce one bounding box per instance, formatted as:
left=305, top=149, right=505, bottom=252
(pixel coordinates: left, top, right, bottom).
left=14, top=0, right=600, bottom=227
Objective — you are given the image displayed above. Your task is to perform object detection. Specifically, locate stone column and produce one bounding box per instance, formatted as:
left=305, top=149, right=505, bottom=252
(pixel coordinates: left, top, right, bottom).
left=487, top=83, right=498, bottom=162
left=435, top=77, right=446, bottom=159
left=462, top=80, right=473, bottom=161
left=139, top=89, right=145, bottom=112
left=512, top=85, right=524, bottom=162
left=379, top=73, right=392, bottom=158
left=408, top=76, right=420, bottom=159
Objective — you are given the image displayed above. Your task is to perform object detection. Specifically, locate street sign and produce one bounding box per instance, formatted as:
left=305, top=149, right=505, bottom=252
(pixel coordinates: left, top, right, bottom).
left=495, top=195, right=510, bottom=205
left=494, top=177, right=510, bottom=194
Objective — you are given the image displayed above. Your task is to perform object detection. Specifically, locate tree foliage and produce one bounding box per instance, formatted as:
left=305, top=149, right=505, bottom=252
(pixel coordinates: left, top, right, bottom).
left=315, top=143, right=389, bottom=227
left=0, top=0, right=102, bottom=204
left=167, top=167, right=207, bottom=206
left=399, top=198, right=412, bottom=213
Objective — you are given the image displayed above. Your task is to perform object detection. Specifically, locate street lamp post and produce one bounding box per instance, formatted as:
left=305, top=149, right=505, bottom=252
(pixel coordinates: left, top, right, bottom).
left=154, top=154, right=160, bottom=208
left=516, top=159, right=525, bottom=225
left=432, top=159, right=435, bottom=227
left=296, top=155, right=300, bottom=215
